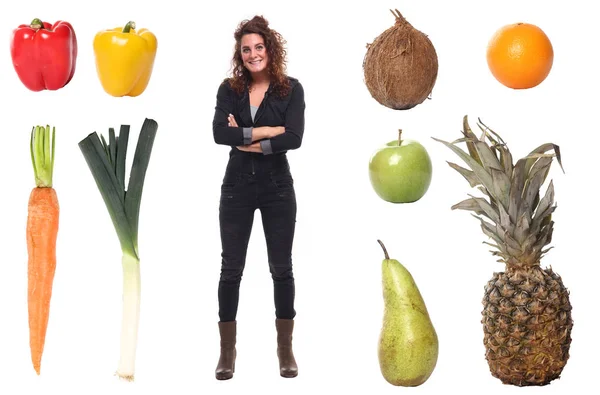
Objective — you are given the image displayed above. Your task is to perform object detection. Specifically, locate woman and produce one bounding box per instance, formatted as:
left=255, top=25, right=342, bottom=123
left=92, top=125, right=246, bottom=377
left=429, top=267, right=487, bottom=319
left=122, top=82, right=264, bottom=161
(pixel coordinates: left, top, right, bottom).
left=212, top=15, right=305, bottom=380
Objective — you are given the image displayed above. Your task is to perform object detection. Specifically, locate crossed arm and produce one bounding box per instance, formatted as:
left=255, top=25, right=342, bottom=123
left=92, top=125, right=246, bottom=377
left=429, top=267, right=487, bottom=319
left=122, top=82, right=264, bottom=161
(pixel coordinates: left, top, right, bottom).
left=213, top=81, right=306, bottom=154
left=227, top=114, right=283, bottom=153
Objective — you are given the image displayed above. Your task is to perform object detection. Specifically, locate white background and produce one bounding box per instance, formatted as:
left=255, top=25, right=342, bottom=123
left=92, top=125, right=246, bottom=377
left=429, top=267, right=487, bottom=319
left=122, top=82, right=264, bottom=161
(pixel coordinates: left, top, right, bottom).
left=0, top=0, right=597, bottom=393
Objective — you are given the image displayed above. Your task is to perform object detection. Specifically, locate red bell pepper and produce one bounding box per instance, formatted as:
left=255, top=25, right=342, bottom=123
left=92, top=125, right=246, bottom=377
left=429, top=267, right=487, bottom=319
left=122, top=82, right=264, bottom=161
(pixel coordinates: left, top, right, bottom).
left=10, top=18, right=78, bottom=92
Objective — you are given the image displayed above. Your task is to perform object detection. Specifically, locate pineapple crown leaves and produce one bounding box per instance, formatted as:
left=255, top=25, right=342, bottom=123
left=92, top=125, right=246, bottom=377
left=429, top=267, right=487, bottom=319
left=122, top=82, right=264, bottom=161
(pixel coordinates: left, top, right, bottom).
left=432, top=115, right=564, bottom=267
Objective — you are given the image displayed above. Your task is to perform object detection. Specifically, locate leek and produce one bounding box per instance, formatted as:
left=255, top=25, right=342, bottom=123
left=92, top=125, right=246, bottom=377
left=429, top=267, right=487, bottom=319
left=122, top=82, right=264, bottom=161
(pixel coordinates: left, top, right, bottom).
left=78, top=118, right=158, bottom=381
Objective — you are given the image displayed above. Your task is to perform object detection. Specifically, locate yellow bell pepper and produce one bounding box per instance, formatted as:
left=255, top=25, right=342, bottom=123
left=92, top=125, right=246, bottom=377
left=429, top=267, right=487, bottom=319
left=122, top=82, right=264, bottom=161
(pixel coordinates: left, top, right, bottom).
left=93, top=21, right=157, bottom=97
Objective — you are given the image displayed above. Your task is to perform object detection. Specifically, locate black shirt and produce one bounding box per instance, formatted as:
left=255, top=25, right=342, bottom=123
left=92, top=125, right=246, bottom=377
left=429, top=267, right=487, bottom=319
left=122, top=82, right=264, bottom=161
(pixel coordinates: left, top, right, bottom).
left=212, top=76, right=306, bottom=156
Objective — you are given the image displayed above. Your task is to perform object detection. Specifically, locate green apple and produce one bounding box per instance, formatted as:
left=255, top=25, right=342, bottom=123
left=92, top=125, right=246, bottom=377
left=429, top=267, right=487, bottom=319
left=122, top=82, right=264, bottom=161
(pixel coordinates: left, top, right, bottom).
left=369, top=130, right=433, bottom=203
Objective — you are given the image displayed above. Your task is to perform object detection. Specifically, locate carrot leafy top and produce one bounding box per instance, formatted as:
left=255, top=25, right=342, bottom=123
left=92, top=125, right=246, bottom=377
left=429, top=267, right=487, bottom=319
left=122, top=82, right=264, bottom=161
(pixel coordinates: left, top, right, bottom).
left=30, top=125, right=55, bottom=188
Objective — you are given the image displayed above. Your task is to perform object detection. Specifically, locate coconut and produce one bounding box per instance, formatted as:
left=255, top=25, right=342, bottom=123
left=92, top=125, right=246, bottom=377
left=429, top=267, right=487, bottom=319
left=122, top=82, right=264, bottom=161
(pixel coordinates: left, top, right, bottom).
left=363, top=9, right=439, bottom=110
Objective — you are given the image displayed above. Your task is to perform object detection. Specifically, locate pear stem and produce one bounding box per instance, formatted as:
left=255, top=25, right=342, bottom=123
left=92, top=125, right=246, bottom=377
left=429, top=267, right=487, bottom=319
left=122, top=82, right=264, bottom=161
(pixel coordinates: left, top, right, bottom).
left=377, top=239, right=389, bottom=260
left=398, top=129, right=403, bottom=145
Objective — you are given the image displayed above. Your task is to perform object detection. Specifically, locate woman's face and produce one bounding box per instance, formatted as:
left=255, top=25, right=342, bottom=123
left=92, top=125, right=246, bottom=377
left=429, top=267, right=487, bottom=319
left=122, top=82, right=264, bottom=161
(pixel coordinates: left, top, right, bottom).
left=241, top=33, right=269, bottom=75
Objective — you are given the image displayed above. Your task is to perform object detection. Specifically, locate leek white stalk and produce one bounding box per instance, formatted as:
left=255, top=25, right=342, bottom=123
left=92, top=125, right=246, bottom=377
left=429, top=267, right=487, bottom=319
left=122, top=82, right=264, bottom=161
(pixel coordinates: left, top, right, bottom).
left=79, top=119, right=158, bottom=381
left=117, top=253, right=141, bottom=379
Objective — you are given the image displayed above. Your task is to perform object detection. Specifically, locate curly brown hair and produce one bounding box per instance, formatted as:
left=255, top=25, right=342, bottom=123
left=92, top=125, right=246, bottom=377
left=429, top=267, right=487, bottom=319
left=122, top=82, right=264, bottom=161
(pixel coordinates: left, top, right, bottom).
left=228, top=15, right=291, bottom=97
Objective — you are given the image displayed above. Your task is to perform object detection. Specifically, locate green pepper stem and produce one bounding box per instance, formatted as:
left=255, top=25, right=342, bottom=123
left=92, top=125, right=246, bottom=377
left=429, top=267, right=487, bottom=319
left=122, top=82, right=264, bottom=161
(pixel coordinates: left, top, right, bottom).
left=122, top=21, right=136, bottom=33
left=30, top=18, right=44, bottom=29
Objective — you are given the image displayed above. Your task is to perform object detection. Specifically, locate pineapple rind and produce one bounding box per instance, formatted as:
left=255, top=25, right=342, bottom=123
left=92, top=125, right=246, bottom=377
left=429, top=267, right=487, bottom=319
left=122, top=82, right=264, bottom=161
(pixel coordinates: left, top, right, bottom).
left=435, top=115, right=572, bottom=386
left=482, top=266, right=573, bottom=386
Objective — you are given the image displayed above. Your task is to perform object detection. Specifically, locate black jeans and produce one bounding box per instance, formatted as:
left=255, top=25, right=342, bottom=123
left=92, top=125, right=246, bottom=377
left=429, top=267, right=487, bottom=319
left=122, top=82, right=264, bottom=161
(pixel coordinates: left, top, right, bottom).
left=218, top=153, right=297, bottom=322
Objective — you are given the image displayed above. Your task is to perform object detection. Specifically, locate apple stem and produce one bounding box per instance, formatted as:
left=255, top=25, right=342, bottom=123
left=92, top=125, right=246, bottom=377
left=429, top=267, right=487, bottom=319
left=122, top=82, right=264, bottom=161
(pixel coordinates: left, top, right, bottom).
left=398, top=129, right=403, bottom=145
left=377, top=240, right=389, bottom=260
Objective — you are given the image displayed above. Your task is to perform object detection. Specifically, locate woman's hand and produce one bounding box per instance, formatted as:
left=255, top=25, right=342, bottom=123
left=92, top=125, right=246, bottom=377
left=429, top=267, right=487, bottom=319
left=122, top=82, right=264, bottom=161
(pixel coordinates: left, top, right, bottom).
left=228, top=114, right=238, bottom=127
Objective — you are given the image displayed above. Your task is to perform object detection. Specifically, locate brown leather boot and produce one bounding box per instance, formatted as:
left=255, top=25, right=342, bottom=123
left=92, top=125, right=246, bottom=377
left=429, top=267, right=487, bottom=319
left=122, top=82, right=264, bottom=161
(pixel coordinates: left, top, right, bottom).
left=215, top=321, right=236, bottom=380
left=275, top=319, right=298, bottom=378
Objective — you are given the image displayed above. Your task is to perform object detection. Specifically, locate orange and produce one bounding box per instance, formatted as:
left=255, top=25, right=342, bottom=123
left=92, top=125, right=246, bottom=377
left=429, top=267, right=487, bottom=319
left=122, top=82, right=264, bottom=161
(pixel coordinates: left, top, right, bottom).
left=486, top=22, right=554, bottom=89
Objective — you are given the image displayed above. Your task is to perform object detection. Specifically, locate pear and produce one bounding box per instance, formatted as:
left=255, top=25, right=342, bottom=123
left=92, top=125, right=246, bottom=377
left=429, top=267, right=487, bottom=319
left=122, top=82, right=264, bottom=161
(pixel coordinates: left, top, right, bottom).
left=377, top=240, right=438, bottom=386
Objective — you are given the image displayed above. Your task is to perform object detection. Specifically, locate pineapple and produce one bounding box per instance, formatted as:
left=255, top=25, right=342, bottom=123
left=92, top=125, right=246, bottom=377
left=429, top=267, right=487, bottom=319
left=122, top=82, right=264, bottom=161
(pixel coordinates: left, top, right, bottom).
left=433, top=115, right=573, bottom=386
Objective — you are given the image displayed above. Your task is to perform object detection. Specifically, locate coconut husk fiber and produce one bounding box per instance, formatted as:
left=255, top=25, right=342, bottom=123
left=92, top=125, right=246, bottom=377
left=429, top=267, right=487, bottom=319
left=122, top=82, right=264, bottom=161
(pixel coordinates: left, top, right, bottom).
left=363, top=9, right=439, bottom=110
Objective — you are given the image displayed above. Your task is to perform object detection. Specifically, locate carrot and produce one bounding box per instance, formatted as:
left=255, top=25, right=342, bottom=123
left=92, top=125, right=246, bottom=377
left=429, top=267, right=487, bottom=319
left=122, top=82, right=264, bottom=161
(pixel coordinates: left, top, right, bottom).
left=26, top=125, right=58, bottom=375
